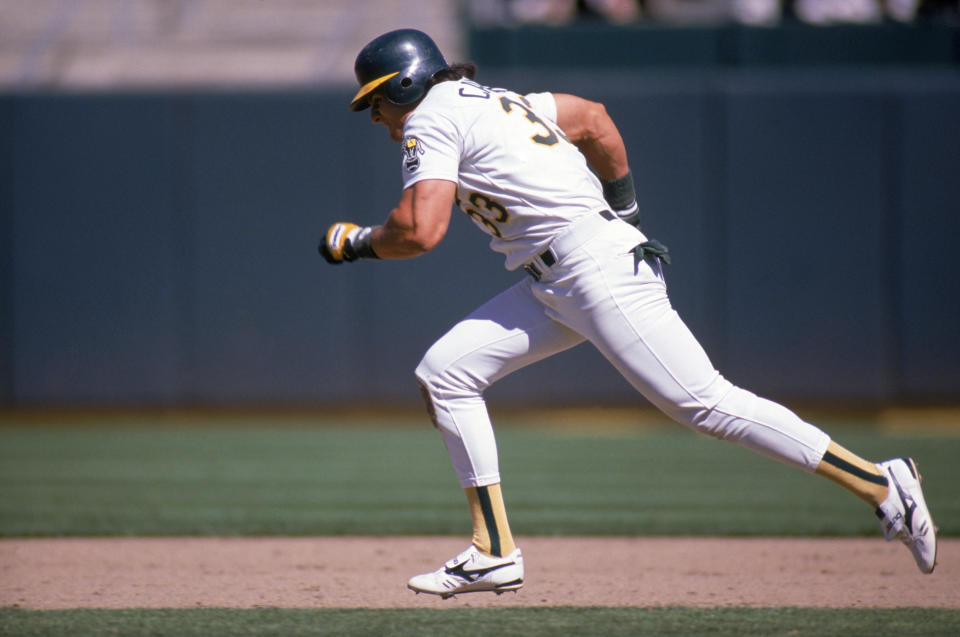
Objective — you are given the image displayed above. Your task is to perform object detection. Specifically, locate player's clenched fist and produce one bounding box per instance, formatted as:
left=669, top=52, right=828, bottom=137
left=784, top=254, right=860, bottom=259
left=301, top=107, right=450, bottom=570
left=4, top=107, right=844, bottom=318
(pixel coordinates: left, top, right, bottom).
left=319, top=222, right=379, bottom=264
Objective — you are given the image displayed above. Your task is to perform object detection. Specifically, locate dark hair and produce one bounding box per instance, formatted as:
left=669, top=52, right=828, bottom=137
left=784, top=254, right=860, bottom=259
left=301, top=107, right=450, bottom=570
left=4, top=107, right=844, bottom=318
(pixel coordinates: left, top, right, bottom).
left=426, top=62, right=477, bottom=90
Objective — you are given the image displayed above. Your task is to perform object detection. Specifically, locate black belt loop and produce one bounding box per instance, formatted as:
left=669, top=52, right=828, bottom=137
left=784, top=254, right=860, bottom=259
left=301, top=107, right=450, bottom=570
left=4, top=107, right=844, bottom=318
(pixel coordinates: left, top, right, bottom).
left=523, top=263, right=542, bottom=281
left=600, top=209, right=615, bottom=221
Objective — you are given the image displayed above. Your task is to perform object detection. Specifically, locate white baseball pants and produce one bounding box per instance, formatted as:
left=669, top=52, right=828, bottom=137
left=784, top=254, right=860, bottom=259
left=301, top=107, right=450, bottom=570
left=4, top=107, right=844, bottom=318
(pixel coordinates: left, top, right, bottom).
left=415, top=218, right=831, bottom=488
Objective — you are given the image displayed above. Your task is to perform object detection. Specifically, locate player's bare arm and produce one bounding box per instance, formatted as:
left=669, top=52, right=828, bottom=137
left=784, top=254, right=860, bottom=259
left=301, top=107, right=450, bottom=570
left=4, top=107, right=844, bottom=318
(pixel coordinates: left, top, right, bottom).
left=554, top=93, right=639, bottom=224
left=371, top=179, right=456, bottom=258
left=553, top=93, right=629, bottom=181
left=319, top=179, right=455, bottom=263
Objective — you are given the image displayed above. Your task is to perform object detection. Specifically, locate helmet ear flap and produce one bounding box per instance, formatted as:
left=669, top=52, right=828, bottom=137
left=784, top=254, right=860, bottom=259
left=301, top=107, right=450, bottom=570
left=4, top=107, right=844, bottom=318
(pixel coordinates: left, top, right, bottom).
left=384, top=75, right=421, bottom=106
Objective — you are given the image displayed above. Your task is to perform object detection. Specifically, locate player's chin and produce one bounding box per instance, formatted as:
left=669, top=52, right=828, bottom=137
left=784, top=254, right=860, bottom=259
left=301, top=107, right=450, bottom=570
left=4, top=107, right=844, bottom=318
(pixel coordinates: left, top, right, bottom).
left=388, top=127, right=403, bottom=143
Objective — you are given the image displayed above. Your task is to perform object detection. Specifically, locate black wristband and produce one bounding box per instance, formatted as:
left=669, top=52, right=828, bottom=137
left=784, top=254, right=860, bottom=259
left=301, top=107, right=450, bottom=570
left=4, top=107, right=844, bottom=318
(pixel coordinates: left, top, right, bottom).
left=601, top=171, right=636, bottom=211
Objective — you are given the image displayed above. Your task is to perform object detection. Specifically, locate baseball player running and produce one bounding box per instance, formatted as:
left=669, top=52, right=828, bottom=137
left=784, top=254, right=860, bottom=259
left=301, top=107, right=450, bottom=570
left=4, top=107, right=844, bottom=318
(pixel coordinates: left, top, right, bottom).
left=320, top=29, right=937, bottom=598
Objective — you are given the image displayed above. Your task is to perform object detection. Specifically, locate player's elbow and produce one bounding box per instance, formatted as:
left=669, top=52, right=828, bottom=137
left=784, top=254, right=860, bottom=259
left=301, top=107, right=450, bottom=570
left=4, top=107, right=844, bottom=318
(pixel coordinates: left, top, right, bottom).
left=580, top=100, right=613, bottom=143
left=383, top=223, right=445, bottom=258
left=407, top=210, right=450, bottom=254
left=406, top=229, right=444, bottom=254
left=556, top=94, right=613, bottom=145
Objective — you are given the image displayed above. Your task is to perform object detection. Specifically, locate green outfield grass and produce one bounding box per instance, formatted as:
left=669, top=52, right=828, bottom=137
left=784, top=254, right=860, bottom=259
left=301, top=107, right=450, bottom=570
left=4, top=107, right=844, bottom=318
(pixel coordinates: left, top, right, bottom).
left=0, top=413, right=956, bottom=537
left=2, top=413, right=957, bottom=635
left=2, top=607, right=959, bottom=637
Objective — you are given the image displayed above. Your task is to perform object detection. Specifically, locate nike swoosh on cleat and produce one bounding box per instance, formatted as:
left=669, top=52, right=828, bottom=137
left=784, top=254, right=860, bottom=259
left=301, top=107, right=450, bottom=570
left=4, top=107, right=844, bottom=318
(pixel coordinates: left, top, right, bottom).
left=446, top=560, right=517, bottom=582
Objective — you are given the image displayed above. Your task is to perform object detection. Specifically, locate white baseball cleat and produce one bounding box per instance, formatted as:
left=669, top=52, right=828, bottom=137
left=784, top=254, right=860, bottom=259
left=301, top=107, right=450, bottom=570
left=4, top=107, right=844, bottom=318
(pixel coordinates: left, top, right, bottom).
left=875, top=457, right=937, bottom=574
left=407, top=545, right=524, bottom=599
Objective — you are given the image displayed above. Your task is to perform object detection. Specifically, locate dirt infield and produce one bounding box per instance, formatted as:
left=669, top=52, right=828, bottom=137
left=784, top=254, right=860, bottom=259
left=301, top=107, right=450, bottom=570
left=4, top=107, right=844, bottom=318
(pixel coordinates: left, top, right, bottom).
left=1, top=537, right=956, bottom=609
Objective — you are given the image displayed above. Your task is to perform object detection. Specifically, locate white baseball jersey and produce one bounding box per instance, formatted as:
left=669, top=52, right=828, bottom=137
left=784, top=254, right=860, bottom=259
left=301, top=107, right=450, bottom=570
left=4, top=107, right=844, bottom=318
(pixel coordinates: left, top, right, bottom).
left=400, top=78, right=609, bottom=271
left=407, top=80, right=832, bottom=497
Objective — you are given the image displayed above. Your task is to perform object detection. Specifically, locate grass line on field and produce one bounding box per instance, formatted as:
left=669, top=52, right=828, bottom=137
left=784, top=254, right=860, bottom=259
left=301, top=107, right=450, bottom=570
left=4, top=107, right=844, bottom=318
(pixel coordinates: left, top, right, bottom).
left=0, top=423, right=957, bottom=537
left=3, top=607, right=960, bottom=637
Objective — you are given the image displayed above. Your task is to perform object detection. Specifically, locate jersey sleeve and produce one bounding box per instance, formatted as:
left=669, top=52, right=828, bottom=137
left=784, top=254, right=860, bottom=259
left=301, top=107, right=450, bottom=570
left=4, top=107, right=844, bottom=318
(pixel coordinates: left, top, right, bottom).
left=400, top=107, right=461, bottom=190
left=523, top=91, right=557, bottom=124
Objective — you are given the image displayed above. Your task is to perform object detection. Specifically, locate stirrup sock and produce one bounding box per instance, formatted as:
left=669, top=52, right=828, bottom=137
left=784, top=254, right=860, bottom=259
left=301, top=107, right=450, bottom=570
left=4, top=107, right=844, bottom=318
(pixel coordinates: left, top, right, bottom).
left=466, top=484, right=516, bottom=558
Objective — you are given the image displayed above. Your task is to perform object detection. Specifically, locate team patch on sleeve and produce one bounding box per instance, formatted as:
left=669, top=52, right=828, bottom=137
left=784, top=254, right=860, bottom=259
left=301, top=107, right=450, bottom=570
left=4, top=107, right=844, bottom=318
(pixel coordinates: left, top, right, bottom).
left=402, top=135, right=425, bottom=172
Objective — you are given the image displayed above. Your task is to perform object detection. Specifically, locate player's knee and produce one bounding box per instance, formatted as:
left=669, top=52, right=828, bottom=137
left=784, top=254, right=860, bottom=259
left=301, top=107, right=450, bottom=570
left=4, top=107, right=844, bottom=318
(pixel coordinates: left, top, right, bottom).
left=660, top=402, right=721, bottom=437
left=682, top=387, right=756, bottom=442
left=664, top=405, right=742, bottom=443
left=414, top=353, right=444, bottom=398
left=414, top=356, right=480, bottom=437
left=414, top=358, right=448, bottom=431
left=413, top=356, right=433, bottom=390
left=646, top=374, right=740, bottom=439
left=687, top=407, right=733, bottom=440
left=415, top=348, right=484, bottom=399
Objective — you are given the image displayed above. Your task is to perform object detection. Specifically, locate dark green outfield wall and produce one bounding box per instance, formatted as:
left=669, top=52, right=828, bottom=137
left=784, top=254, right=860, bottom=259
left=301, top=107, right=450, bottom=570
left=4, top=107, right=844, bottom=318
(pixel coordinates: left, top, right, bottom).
left=2, top=66, right=958, bottom=408
left=468, top=22, right=960, bottom=69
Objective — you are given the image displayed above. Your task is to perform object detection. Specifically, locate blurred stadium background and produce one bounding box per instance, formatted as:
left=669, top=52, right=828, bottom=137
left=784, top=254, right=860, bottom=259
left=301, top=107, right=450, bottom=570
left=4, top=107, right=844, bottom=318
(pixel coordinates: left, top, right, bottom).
left=1, top=0, right=958, bottom=411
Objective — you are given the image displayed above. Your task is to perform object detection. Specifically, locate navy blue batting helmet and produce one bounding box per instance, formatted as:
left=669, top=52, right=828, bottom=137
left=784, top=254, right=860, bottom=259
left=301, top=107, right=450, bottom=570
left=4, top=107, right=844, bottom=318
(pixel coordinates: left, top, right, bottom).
left=349, top=29, right=448, bottom=112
